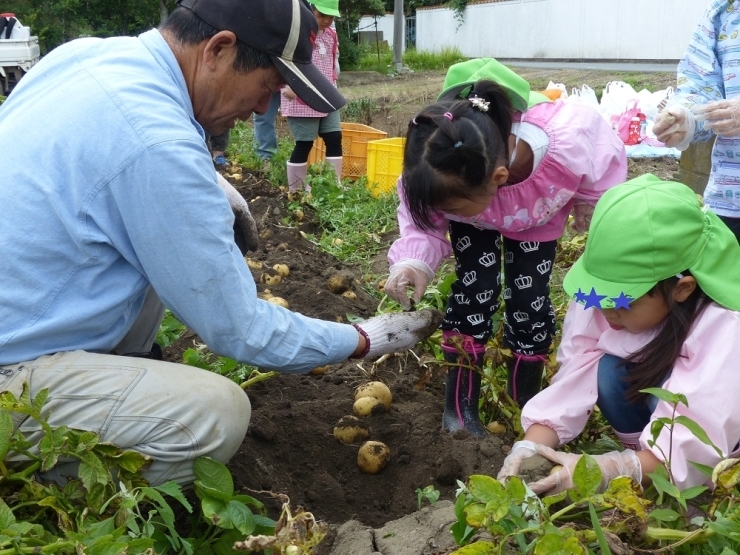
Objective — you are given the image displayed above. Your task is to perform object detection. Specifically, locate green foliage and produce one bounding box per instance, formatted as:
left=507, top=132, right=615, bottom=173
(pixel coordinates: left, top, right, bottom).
left=229, top=120, right=294, bottom=186
left=0, top=383, right=275, bottom=553
left=446, top=0, right=468, bottom=28
left=0, top=95, right=5, bottom=105
left=337, top=24, right=362, bottom=70
left=182, top=343, right=258, bottom=385
left=342, top=96, right=378, bottom=125
left=156, top=309, right=187, bottom=348
left=416, top=484, right=441, bottom=510
left=353, top=45, right=467, bottom=73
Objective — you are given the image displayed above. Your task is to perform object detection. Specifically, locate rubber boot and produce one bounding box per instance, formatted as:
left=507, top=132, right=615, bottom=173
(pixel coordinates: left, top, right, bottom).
left=287, top=162, right=308, bottom=193
left=612, top=428, right=643, bottom=451
left=441, top=340, right=487, bottom=437
left=507, top=353, right=545, bottom=408
left=326, top=156, right=343, bottom=186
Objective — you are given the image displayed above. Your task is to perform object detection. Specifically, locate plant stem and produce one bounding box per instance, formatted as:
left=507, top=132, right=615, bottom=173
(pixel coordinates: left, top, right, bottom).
left=241, top=371, right=279, bottom=390
left=0, top=542, right=75, bottom=554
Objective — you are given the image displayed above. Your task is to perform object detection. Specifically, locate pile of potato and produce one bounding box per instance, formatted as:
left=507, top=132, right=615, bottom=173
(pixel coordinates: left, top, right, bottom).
left=246, top=258, right=291, bottom=308
left=332, top=381, right=393, bottom=474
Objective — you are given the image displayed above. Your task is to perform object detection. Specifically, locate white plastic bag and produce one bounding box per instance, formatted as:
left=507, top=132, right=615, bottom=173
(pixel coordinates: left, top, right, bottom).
left=545, top=81, right=568, bottom=99
left=567, top=84, right=599, bottom=109
left=600, top=81, right=639, bottom=121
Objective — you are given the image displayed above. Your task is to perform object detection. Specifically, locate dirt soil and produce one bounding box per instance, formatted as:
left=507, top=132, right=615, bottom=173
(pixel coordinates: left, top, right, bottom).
left=164, top=68, right=682, bottom=553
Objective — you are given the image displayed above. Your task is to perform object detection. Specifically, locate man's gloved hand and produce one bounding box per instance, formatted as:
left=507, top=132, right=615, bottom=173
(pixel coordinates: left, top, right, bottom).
left=384, top=260, right=435, bottom=311
left=652, top=105, right=696, bottom=151
left=216, top=173, right=259, bottom=254
left=693, top=97, right=740, bottom=137
left=497, top=440, right=539, bottom=481
left=570, top=203, right=595, bottom=235
left=528, top=444, right=642, bottom=496
left=354, top=308, right=444, bottom=359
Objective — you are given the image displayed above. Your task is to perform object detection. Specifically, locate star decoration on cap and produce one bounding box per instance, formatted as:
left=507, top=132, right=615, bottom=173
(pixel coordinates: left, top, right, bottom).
left=582, top=287, right=607, bottom=309
left=609, top=292, right=633, bottom=310
left=574, top=288, right=586, bottom=303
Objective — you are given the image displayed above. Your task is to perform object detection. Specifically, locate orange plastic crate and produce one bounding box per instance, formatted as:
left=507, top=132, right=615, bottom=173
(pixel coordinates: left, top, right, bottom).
left=307, top=122, right=387, bottom=179
left=366, top=137, right=405, bottom=197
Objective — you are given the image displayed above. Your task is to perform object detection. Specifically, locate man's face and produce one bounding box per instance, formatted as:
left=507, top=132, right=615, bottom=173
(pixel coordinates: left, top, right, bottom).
left=193, top=32, right=285, bottom=136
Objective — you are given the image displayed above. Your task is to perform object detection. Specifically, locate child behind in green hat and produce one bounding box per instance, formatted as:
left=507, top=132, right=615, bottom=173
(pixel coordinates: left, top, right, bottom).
left=384, top=58, right=627, bottom=435
left=498, top=174, right=740, bottom=495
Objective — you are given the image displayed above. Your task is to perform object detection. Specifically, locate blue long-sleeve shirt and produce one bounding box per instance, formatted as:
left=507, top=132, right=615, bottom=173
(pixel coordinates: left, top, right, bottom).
left=0, top=29, right=358, bottom=370
left=675, top=0, right=740, bottom=217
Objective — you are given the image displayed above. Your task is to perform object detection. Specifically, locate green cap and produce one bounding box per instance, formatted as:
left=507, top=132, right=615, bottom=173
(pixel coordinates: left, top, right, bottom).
left=438, top=58, right=545, bottom=111
left=312, top=0, right=339, bottom=17
left=563, top=174, right=740, bottom=311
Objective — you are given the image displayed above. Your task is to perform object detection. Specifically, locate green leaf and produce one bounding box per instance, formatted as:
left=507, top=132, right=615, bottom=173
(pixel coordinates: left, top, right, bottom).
left=201, top=497, right=233, bottom=529
left=31, top=388, right=49, bottom=412
left=673, top=416, right=723, bottom=456
left=231, top=493, right=265, bottom=510
left=78, top=453, right=111, bottom=489
left=226, top=500, right=256, bottom=535
left=504, top=476, right=526, bottom=504
left=451, top=541, right=496, bottom=554
left=602, top=477, right=647, bottom=519
left=0, top=499, right=16, bottom=529
left=570, top=454, right=602, bottom=501
left=640, top=387, right=680, bottom=405
left=193, top=457, right=234, bottom=495
left=649, top=508, right=681, bottom=522
left=156, top=481, right=193, bottom=512
left=589, top=502, right=612, bottom=555
left=650, top=472, right=681, bottom=500
left=114, top=449, right=151, bottom=473
left=467, top=474, right=506, bottom=504
left=681, top=485, right=708, bottom=500
left=0, top=410, right=13, bottom=461
left=463, top=502, right=486, bottom=527
left=252, top=514, right=275, bottom=535
left=195, top=480, right=234, bottom=503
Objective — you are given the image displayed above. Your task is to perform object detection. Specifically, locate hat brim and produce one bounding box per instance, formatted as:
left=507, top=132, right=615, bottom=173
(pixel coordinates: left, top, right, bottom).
left=273, top=56, right=346, bottom=113
left=563, top=256, right=656, bottom=310
left=315, top=6, right=340, bottom=16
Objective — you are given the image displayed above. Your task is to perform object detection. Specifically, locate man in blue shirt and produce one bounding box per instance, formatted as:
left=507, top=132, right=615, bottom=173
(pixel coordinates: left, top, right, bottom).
left=0, top=0, right=441, bottom=485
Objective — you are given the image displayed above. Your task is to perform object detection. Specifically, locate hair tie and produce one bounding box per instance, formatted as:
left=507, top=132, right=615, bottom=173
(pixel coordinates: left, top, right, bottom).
left=443, top=112, right=454, bottom=121
left=469, top=97, right=490, bottom=112
left=411, top=117, right=418, bottom=125
left=454, top=141, right=463, bottom=148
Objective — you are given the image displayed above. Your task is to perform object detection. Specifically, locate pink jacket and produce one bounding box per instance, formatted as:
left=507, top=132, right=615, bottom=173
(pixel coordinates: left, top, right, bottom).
left=388, top=100, right=627, bottom=271
left=523, top=301, right=740, bottom=490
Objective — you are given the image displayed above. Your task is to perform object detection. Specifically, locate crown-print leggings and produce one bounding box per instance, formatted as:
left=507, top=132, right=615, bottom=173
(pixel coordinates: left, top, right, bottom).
left=440, top=220, right=557, bottom=355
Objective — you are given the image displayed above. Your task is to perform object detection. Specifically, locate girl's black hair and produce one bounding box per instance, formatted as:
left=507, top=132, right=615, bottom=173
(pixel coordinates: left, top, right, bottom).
left=402, top=80, right=514, bottom=230
left=624, top=272, right=712, bottom=402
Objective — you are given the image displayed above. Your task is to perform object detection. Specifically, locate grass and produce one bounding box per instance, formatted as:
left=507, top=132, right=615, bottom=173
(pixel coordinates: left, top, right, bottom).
left=352, top=45, right=467, bottom=74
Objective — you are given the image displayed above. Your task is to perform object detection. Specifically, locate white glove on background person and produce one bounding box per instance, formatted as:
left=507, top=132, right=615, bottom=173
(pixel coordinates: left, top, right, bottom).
left=570, top=203, right=595, bottom=235
left=216, top=173, right=259, bottom=254
left=496, top=440, right=539, bottom=481
left=652, top=105, right=696, bottom=151
left=528, top=444, right=642, bottom=496
left=384, top=260, right=435, bottom=311
left=693, top=97, right=740, bottom=137
left=354, top=309, right=443, bottom=359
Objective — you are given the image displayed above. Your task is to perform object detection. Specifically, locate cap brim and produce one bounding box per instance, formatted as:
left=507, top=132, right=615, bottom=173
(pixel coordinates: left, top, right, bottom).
left=273, top=56, right=346, bottom=113
left=563, top=256, right=656, bottom=310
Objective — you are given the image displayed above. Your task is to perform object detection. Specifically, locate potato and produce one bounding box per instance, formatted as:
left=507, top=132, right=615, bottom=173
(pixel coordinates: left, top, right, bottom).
left=231, top=173, right=243, bottom=181
left=273, top=264, right=290, bottom=277
left=257, top=290, right=273, bottom=300
left=357, top=441, right=391, bottom=474
left=292, top=209, right=305, bottom=222
left=331, top=238, right=344, bottom=246
left=354, top=381, right=392, bottom=411
left=353, top=396, right=384, bottom=417
left=309, top=365, right=329, bottom=376
left=327, top=274, right=352, bottom=294
left=268, top=296, right=289, bottom=308
left=376, top=278, right=387, bottom=292
left=260, top=270, right=282, bottom=286
left=341, top=291, right=357, bottom=300
left=486, top=421, right=506, bottom=434
left=333, top=415, right=370, bottom=444
left=245, top=258, right=263, bottom=270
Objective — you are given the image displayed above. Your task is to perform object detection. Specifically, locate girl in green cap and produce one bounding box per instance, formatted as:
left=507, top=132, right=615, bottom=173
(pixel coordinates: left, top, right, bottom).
left=498, top=174, right=740, bottom=495
left=384, top=59, right=627, bottom=436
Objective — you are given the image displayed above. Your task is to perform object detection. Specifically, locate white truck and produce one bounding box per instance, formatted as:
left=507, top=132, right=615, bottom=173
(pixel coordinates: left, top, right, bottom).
left=0, top=13, right=40, bottom=96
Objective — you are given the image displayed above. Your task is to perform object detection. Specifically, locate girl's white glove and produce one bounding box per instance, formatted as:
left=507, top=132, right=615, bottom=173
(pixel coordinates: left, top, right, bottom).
left=354, top=309, right=443, bottom=359
left=384, top=260, right=435, bottom=311
left=693, top=97, right=740, bottom=137
left=497, top=440, right=539, bottom=481
left=216, top=173, right=259, bottom=254
left=653, top=105, right=696, bottom=151
left=528, top=444, right=642, bottom=495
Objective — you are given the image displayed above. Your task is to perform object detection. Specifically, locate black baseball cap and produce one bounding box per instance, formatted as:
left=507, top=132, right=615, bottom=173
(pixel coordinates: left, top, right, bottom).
left=177, top=0, right=346, bottom=113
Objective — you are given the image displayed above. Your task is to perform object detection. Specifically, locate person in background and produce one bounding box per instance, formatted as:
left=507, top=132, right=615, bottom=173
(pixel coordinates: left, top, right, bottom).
left=653, top=0, right=740, bottom=242
left=253, top=91, right=281, bottom=169
left=384, top=59, right=627, bottom=435
left=281, top=0, right=342, bottom=193
left=498, top=175, right=740, bottom=496
left=0, top=0, right=441, bottom=486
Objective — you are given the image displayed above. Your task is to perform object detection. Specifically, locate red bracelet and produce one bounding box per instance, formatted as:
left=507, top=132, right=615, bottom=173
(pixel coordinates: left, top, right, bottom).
left=350, top=324, right=371, bottom=359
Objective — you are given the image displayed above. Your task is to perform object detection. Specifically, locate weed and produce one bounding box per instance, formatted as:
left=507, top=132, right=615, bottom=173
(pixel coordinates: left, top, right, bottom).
left=342, top=96, right=378, bottom=125
left=182, top=343, right=258, bottom=385
left=353, top=45, right=467, bottom=74
left=156, top=309, right=186, bottom=348
left=416, top=484, right=441, bottom=510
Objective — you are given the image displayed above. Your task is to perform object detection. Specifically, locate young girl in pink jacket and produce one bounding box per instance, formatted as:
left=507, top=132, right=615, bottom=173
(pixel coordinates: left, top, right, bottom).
left=384, top=59, right=627, bottom=435
left=499, top=175, right=740, bottom=494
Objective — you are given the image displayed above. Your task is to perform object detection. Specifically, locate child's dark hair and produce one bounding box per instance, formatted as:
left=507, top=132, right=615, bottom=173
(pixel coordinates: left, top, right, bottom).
left=624, top=272, right=711, bottom=402
left=402, top=80, right=514, bottom=230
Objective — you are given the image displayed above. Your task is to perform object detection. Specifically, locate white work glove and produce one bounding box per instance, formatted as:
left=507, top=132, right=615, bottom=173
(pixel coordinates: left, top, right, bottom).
left=496, top=440, right=539, bottom=481
left=652, top=104, right=696, bottom=151
left=384, top=260, right=435, bottom=311
left=693, top=97, right=740, bottom=137
left=216, top=173, right=259, bottom=254
left=528, top=444, right=642, bottom=496
left=354, top=308, right=443, bottom=359
left=570, top=202, right=595, bottom=235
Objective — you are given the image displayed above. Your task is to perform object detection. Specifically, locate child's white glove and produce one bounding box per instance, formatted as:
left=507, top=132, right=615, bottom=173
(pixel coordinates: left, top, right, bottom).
left=384, top=260, right=435, bottom=311
left=693, top=97, right=740, bottom=137
left=496, top=440, right=539, bottom=481
left=653, top=105, right=696, bottom=151
left=528, top=444, right=642, bottom=495
left=354, top=309, right=443, bottom=359
left=216, top=173, right=259, bottom=254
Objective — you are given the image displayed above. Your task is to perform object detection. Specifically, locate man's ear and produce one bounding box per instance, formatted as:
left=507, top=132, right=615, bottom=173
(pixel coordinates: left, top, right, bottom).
left=202, top=30, right=238, bottom=70
left=491, top=165, right=509, bottom=187
left=673, top=276, right=697, bottom=303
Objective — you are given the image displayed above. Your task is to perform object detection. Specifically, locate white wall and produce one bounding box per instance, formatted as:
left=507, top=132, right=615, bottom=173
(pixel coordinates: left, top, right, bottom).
left=358, top=14, right=403, bottom=49
left=414, top=0, right=706, bottom=61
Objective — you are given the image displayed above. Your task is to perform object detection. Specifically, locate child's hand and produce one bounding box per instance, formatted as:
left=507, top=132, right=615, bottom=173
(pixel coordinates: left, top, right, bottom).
left=653, top=105, right=695, bottom=150
left=497, top=440, right=539, bottom=481
left=282, top=86, right=296, bottom=101
left=570, top=202, right=594, bottom=235
left=385, top=260, right=435, bottom=311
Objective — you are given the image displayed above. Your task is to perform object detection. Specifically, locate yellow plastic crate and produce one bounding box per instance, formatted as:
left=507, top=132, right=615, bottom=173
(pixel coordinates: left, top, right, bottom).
left=366, top=137, right=406, bottom=197
left=307, top=122, right=387, bottom=179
